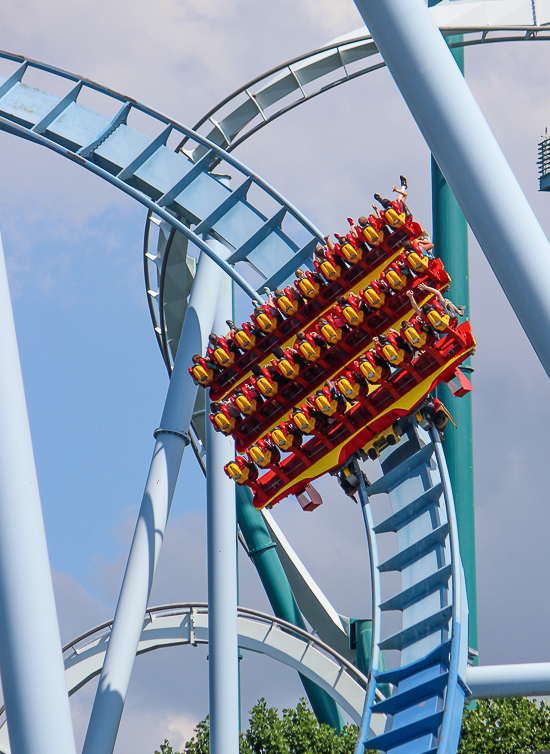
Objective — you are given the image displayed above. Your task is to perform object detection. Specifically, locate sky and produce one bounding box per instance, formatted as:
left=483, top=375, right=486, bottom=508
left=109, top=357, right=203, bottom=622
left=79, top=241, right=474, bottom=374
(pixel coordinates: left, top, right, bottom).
left=1, top=0, right=550, bottom=752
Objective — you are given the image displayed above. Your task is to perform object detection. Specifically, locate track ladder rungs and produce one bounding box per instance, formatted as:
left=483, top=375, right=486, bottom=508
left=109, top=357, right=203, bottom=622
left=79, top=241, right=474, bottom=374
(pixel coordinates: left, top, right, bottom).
left=371, top=672, right=448, bottom=716
left=367, top=443, right=434, bottom=496
left=366, top=710, right=443, bottom=753
left=376, top=641, right=451, bottom=686
left=379, top=605, right=452, bottom=651
left=378, top=524, right=449, bottom=573
left=380, top=564, right=452, bottom=612
left=374, top=483, right=443, bottom=533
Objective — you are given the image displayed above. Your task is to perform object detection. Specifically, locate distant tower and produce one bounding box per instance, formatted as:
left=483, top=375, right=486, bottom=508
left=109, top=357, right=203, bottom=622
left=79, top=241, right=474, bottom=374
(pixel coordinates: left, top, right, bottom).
left=538, top=127, right=550, bottom=190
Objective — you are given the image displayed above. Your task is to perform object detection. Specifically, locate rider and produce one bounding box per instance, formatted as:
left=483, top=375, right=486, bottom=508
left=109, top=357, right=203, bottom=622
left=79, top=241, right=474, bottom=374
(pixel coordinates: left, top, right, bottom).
left=354, top=350, right=391, bottom=384
left=310, top=381, right=347, bottom=417
left=226, top=319, right=262, bottom=352
left=271, top=346, right=302, bottom=380
left=273, top=285, right=303, bottom=317
left=314, top=245, right=345, bottom=282
left=250, top=363, right=283, bottom=398
left=400, top=316, right=437, bottom=350
left=335, top=369, right=367, bottom=400
left=374, top=175, right=409, bottom=213
left=294, top=268, right=326, bottom=300
left=189, top=353, right=219, bottom=387
left=207, top=332, right=240, bottom=368
left=401, top=239, right=430, bottom=273
left=231, top=383, right=262, bottom=417
left=209, top=400, right=242, bottom=435
left=359, top=278, right=390, bottom=310
left=316, top=316, right=344, bottom=345
left=251, top=300, right=283, bottom=334
left=295, top=330, right=327, bottom=363
left=335, top=294, right=368, bottom=327
left=374, top=330, right=413, bottom=367
left=407, top=285, right=464, bottom=333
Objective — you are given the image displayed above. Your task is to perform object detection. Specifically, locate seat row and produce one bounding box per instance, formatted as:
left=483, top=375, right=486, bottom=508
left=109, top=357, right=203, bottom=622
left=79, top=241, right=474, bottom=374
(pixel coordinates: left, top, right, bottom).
left=209, top=309, right=457, bottom=443
left=222, top=321, right=476, bottom=508
left=190, top=243, right=442, bottom=393
left=204, top=262, right=464, bottom=452
left=189, top=206, right=427, bottom=398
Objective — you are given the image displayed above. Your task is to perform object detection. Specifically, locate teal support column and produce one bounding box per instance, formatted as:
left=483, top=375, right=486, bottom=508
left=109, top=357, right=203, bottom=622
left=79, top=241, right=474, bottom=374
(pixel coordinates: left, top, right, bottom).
left=236, top=486, right=344, bottom=732
left=352, top=620, right=389, bottom=698
left=430, top=29, right=478, bottom=660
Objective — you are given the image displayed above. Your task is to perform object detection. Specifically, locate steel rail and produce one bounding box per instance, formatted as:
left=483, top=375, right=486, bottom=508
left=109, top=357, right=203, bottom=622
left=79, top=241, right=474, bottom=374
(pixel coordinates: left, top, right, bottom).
left=142, top=215, right=166, bottom=367
left=0, top=50, right=324, bottom=245
left=0, top=49, right=327, bottom=307
left=432, top=430, right=467, bottom=754
left=0, top=114, right=264, bottom=303
left=353, top=461, right=382, bottom=754
left=177, top=25, right=550, bottom=157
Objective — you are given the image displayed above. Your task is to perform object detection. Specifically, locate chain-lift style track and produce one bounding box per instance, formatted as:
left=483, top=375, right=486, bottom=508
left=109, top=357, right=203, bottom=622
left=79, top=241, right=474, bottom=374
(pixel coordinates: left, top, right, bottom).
left=0, top=50, right=324, bottom=312
left=354, top=418, right=469, bottom=754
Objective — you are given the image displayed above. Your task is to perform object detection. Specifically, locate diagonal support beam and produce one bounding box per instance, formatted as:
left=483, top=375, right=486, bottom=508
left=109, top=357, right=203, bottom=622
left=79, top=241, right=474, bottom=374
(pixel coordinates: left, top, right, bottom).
left=353, top=0, right=550, bottom=379
left=82, top=237, right=231, bottom=754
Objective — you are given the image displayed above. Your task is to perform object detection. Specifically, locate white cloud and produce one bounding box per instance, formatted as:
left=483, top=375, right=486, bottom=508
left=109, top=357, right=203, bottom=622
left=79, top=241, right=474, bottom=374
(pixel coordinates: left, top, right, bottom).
left=166, top=713, right=200, bottom=749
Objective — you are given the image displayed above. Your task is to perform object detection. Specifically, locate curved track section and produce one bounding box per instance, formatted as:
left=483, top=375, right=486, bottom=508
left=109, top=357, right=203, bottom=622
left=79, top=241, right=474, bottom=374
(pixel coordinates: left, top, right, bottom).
left=0, top=51, right=324, bottom=310
left=0, top=604, right=386, bottom=754
left=354, top=417, right=469, bottom=754
left=179, top=19, right=549, bottom=158
left=147, top=4, right=550, bottom=372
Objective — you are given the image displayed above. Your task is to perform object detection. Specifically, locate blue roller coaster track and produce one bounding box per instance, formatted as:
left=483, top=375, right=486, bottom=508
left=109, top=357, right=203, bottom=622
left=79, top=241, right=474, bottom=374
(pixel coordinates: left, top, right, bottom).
left=353, top=420, right=469, bottom=754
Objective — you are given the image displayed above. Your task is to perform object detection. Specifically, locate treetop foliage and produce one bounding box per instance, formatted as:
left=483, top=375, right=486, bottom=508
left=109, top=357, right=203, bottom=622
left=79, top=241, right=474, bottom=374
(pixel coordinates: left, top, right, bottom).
left=155, top=698, right=357, bottom=754
left=157, top=695, right=550, bottom=754
left=458, top=697, right=550, bottom=754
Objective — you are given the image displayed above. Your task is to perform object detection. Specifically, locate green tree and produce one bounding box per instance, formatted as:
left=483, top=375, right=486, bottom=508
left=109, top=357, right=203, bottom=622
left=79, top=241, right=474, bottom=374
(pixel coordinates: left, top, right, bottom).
left=459, top=698, right=550, bottom=754
left=156, top=698, right=357, bottom=754
left=158, top=695, right=550, bottom=754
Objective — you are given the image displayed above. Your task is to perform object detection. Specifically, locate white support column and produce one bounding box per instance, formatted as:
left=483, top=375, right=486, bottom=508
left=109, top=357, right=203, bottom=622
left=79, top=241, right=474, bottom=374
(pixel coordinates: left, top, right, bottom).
left=206, top=272, right=240, bottom=754
left=0, top=233, right=76, bottom=754
left=353, top=0, right=550, bottom=378
left=467, top=663, right=550, bottom=699
left=83, top=237, right=231, bottom=754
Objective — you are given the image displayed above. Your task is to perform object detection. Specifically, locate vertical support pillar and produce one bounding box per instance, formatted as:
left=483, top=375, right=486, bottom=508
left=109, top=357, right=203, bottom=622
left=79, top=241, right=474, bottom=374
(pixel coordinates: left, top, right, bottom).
left=206, top=273, right=240, bottom=754
left=0, top=233, right=76, bottom=754
left=83, top=238, right=230, bottom=754
left=429, top=26, right=478, bottom=659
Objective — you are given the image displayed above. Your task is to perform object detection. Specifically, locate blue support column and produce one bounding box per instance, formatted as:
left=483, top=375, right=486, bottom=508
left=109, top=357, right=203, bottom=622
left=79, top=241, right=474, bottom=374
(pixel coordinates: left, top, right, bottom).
left=206, top=272, right=240, bottom=754
left=0, top=232, right=76, bottom=754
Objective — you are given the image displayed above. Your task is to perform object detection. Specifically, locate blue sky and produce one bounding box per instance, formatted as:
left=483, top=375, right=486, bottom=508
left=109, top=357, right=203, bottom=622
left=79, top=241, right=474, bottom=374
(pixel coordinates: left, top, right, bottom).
left=2, top=0, right=550, bottom=751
